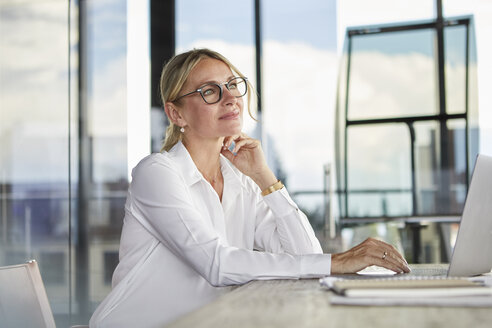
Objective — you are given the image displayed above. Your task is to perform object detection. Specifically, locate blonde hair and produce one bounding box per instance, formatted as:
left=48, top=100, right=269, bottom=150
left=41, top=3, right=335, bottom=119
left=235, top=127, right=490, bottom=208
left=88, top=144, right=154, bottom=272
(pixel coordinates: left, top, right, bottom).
left=160, top=48, right=256, bottom=151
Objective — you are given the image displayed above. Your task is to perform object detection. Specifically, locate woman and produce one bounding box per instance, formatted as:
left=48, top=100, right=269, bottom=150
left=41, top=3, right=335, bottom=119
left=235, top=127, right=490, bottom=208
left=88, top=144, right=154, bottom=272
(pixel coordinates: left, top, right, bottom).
left=90, top=48, right=409, bottom=327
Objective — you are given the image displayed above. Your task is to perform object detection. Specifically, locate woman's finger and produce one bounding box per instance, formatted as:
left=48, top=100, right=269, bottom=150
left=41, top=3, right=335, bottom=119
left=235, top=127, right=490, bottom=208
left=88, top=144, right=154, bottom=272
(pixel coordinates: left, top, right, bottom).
left=358, top=238, right=409, bottom=273
left=364, top=238, right=409, bottom=266
left=390, top=252, right=411, bottom=272
left=223, top=132, right=251, bottom=149
left=377, top=240, right=408, bottom=264
left=373, top=255, right=406, bottom=273
left=223, top=137, right=232, bottom=148
left=373, top=247, right=410, bottom=273
left=220, top=148, right=235, bottom=162
left=375, top=251, right=410, bottom=273
left=332, top=238, right=410, bottom=274
left=223, top=134, right=240, bottom=149
left=232, top=137, right=259, bottom=153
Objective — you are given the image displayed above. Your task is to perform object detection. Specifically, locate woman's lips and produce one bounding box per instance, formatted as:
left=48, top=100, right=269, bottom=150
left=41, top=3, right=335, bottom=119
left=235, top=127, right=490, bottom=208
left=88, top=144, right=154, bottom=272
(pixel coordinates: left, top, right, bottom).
left=219, top=110, right=240, bottom=120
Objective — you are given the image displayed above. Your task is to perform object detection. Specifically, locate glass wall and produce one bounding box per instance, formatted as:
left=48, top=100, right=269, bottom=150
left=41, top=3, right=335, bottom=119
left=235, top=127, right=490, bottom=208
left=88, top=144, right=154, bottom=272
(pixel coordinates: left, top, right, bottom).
left=0, top=0, right=130, bottom=325
left=336, top=17, right=478, bottom=220
left=1, top=0, right=489, bottom=324
left=347, top=124, right=412, bottom=217
left=168, top=0, right=257, bottom=147
left=175, top=0, right=255, bottom=81
left=348, top=29, right=438, bottom=120
left=0, top=1, right=71, bottom=253
left=0, top=0, right=71, bottom=325
left=334, top=16, right=478, bottom=263
left=262, top=0, right=338, bottom=239
left=82, top=0, right=128, bottom=319
left=174, top=0, right=339, bottom=245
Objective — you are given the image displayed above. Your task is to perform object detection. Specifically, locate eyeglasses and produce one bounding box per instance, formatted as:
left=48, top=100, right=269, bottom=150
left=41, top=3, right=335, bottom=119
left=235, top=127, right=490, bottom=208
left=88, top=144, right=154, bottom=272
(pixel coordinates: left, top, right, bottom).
left=174, top=76, right=248, bottom=104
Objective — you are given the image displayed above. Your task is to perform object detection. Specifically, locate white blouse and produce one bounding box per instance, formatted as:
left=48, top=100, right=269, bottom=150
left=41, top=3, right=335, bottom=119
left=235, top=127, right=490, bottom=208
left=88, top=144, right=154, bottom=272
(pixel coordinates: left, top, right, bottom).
left=90, top=141, right=331, bottom=328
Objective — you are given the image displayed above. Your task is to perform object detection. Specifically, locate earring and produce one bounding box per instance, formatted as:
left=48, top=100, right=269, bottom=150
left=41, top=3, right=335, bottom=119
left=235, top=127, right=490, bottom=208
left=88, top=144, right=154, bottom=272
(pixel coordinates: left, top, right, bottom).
left=180, top=127, right=185, bottom=133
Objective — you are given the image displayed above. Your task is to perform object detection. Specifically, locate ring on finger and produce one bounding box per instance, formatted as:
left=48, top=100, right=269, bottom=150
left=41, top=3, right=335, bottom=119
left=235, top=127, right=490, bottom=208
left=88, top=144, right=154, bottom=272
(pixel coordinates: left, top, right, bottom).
left=382, top=251, right=388, bottom=260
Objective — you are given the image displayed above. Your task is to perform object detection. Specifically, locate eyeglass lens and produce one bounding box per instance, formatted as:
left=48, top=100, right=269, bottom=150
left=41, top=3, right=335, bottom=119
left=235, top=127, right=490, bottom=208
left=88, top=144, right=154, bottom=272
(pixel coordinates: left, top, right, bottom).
left=201, top=77, right=247, bottom=104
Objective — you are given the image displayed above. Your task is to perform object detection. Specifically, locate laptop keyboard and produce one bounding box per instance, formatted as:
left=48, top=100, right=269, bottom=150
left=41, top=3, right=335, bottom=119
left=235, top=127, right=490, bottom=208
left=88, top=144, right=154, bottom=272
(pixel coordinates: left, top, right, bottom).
left=407, top=264, right=449, bottom=277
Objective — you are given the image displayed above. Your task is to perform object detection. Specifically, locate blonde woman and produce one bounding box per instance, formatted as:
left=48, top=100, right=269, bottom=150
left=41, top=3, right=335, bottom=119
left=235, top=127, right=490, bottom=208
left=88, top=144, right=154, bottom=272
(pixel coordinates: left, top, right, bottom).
left=90, top=48, right=409, bottom=328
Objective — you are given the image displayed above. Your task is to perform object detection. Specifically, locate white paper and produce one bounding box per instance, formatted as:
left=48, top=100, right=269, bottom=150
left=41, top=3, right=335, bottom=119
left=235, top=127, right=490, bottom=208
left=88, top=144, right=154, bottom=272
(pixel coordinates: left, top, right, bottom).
left=321, top=273, right=492, bottom=307
left=330, top=294, right=492, bottom=307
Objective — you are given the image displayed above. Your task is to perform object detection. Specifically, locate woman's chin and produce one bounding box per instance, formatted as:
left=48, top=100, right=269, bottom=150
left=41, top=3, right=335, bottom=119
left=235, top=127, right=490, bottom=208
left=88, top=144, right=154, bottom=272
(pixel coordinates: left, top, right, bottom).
left=225, top=123, right=243, bottom=136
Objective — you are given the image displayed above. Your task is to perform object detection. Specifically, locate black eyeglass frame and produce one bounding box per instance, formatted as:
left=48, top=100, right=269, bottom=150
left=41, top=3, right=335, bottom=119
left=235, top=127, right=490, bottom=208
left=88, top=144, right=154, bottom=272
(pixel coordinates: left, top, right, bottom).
left=173, top=77, right=248, bottom=104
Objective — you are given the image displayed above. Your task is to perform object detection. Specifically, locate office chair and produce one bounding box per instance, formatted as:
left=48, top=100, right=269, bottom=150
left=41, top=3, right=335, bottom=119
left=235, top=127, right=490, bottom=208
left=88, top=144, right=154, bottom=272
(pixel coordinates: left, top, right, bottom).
left=0, top=260, right=56, bottom=328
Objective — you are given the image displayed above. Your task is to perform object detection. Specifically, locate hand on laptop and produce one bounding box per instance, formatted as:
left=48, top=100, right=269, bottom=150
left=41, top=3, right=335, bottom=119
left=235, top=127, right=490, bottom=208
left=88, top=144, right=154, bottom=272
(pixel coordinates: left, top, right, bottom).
left=331, top=237, right=411, bottom=274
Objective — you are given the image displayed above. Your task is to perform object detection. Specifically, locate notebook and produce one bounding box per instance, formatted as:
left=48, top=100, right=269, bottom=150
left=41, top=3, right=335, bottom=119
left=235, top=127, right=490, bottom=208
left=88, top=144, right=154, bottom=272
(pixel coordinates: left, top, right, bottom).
left=327, top=276, right=492, bottom=298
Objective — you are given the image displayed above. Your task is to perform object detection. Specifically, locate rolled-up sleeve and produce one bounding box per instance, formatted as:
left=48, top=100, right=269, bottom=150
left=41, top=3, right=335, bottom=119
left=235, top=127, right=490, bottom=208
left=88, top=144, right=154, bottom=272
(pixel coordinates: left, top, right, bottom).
left=129, top=159, right=331, bottom=287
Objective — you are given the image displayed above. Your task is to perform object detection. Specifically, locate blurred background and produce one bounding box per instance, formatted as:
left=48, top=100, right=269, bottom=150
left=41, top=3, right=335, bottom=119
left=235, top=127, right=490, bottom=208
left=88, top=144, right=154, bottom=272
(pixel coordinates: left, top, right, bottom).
left=1, top=0, right=491, bottom=325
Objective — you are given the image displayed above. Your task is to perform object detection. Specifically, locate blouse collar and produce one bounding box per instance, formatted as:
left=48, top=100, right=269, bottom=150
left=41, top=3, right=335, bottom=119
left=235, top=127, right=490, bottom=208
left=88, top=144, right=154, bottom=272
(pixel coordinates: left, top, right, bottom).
left=167, top=141, right=246, bottom=192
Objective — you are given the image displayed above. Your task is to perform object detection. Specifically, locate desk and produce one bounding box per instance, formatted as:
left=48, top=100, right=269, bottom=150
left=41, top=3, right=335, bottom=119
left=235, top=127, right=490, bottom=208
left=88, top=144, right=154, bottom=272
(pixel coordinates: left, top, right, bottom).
left=167, top=272, right=492, bottom=328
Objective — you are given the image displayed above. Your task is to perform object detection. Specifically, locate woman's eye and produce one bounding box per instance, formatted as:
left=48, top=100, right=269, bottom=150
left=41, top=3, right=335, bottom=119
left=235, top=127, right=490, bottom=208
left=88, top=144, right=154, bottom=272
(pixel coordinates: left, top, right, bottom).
left=228, top=83, right=238, bottom=90
left=202, top=88, right=216, bottom=96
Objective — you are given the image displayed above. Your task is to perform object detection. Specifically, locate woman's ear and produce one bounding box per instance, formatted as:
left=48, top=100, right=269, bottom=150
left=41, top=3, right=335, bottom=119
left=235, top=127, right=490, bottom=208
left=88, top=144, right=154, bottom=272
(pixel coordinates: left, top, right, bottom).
left=165, top=102, right=187, bottom=127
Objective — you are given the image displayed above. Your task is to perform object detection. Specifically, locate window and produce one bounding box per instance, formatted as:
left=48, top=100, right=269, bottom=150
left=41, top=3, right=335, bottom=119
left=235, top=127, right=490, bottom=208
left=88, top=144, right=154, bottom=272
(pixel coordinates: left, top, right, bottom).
left=262, top=0, right=338, bottom=235
left=335, top=17, right=478, bottom=219
left=174, top=0, right=257, bottom=138
left=0, top=0, right=134, bottom=325
left=0, top=0, right=71, bottom=324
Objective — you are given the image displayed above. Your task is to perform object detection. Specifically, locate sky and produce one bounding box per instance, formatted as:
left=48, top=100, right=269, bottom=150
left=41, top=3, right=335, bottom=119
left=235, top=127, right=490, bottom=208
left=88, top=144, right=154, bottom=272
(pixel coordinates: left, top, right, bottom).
left=176, top=0, right=492, bottom=217
left=1, top=0, right=491, bottom=217
left=177, top=0, right=338, bottom=193
left=176, top=0, right=337, bottom=50
left=338, top=0, right=492, bottom=157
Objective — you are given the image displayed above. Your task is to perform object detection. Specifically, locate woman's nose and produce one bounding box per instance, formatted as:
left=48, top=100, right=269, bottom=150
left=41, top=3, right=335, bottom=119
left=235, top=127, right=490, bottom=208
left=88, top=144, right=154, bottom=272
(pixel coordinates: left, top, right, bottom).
left=222, top=86, right=237, bottom=104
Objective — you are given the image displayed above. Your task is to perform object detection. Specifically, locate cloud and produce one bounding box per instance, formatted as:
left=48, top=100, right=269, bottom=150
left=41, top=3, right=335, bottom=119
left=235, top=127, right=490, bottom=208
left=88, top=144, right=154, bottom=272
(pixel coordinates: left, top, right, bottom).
left=340, top=49, right=478, bottom=193
left=90, top=55, right=127, bottom=136
left=0, top=1, right=70, bottom=126
left=2, top=0, right=490, bottom=188
left=262, top=41, right=338, bottom=190
left=338, top=0, right=492, bottom=157
left=0, top=0, right=128, bottom=182
left=177, top=38, right=477, bottom=196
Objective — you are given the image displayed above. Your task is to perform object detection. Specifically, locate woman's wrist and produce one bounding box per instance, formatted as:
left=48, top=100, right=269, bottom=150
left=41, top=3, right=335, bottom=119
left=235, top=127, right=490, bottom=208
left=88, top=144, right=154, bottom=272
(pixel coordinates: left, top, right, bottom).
left=261, top=180, right=284, bottom=196
left=330, top=253, right=345, bottom=274
left=252, top=170, right=278, bottom=191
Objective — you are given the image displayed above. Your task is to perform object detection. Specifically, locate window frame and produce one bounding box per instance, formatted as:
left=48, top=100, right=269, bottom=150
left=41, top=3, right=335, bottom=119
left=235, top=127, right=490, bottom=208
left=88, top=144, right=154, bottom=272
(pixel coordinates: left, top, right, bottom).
left=336, top=17, right=475, bottom=222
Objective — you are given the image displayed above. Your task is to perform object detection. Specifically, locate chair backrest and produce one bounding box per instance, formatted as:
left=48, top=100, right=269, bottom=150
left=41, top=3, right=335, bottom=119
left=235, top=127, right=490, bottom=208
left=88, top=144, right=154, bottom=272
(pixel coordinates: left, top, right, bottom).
left=0, top=260, right=56, bottom=328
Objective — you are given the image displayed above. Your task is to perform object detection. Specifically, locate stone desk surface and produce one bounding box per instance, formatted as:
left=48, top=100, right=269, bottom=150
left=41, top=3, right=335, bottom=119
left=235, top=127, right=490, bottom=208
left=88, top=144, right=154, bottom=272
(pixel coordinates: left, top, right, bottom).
left=167, top=269, right=492, bottom=328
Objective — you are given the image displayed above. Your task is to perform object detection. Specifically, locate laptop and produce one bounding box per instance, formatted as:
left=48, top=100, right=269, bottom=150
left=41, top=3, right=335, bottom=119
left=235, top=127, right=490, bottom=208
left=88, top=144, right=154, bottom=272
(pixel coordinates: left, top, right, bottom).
left=348, top=154, right=492, bottom=278
left=445, top=154, right=492, bottom=277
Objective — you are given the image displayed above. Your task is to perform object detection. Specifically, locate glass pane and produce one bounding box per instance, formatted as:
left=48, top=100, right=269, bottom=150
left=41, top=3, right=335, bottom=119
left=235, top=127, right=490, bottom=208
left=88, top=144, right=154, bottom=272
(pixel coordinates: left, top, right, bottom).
left=335, top=42, right=350, bottom=220
left=414, top=121, right=439, bottom=215
left=346, top=124, right=412, bottom=217
left=348, top=28, right=438, bottom=120
left=261, top=0, right=337, bottom=245
left=414, top=120, right=467, bottom=215
left=446, top=119, right=468, bottom=214
left=466, top=21, right=479, bottom=172
left=262, top=0, right=337, bottom=189
left=83, top=0, right=128, bottom=322
left=445, top=25, right=467, bottom=115
left=175, top=0, right=256, bottom=135
left=339, top=0, right=435, bottom=28
left=0, top=0, right=70, bottom=326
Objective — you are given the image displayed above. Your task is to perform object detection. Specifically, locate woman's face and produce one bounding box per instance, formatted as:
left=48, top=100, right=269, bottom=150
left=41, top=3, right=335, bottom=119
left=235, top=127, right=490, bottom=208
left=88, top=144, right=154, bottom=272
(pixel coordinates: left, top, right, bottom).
left=177, top=58, right=244, bottom=141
